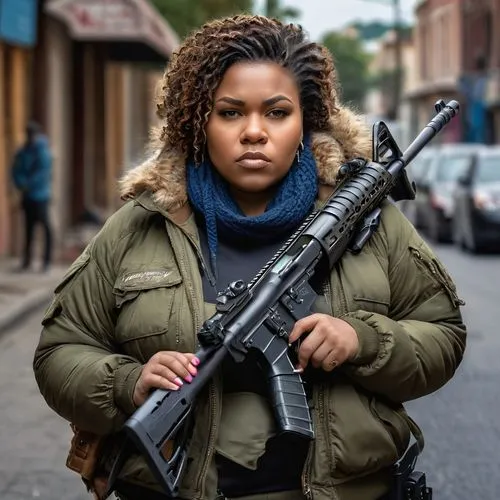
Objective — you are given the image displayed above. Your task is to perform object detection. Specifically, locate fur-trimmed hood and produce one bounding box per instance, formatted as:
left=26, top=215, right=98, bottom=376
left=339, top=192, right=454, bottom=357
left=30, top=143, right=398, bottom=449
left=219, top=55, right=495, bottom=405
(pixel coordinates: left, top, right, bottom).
left=119, top=106, right=372, bottom=213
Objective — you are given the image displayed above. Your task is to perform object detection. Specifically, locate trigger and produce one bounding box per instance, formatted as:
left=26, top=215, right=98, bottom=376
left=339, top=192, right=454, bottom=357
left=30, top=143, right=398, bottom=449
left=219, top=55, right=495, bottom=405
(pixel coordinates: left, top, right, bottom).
left=288, top=339, right=301, bottom=369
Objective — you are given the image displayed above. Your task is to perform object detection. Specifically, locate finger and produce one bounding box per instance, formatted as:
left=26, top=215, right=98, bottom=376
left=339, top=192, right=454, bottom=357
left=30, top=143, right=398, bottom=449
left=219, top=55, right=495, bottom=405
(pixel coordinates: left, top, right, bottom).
left=310, top=342, right=334, bottom=369
left=184, top=352, right=201, bottom=367
left=156, top=353, right=197, bottom=380
left=170, top=352, right=199, bottom=376
left=141, top=373, right=181, bottom=392
left=297, top=330, right=325, bottom=369
left=322, top=350, right=339, bottom=372
left=288, top=314, right=322, bottom=343
left=170, top=358, right=198, bottom=382
left=150, top=365, right=185, bottom=387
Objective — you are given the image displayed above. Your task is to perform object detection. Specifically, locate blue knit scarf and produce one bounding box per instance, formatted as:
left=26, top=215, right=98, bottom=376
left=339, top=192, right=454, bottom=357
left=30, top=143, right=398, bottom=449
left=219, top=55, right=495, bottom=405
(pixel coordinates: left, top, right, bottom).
left=187, top=136, right=318, bottom=273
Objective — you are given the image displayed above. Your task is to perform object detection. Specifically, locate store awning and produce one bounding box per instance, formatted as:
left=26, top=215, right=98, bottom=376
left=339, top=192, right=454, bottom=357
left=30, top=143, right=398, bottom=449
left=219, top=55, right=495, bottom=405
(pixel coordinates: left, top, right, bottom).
left=46, top=0, right=179, bottom=62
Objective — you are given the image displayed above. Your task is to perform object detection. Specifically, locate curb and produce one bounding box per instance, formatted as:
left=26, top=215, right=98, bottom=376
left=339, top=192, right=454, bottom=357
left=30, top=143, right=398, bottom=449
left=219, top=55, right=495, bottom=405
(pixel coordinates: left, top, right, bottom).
left=0, top=288, right=54, bottom=335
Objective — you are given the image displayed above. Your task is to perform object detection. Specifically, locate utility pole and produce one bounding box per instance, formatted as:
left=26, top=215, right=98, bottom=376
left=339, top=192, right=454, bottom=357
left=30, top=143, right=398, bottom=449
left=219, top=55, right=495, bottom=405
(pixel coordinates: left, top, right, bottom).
left=358, top=0, right=404, bottom=120
left=392, top=0, right=403, bottom=121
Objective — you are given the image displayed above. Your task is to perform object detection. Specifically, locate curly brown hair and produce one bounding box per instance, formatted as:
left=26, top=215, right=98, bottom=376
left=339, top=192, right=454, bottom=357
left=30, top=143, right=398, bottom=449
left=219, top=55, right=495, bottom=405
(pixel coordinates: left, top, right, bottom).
left=155, top=15, right=339, bottom=164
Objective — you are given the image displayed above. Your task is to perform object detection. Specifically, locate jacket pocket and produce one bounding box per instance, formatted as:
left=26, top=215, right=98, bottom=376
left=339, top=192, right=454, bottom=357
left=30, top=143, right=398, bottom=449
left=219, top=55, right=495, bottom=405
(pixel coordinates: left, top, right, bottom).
left=353, top=296, right=390, bottom=316
left=42, top=252, right=91, bottom=325
left=369, top=399, right=411, bottom=457
left=55, top=252, right=92, bottom=293
left=323, top=383, right=405, bottom=482
left=409, top=243, right=464, bottom=308
left=112, top=268, right=183, bottom=345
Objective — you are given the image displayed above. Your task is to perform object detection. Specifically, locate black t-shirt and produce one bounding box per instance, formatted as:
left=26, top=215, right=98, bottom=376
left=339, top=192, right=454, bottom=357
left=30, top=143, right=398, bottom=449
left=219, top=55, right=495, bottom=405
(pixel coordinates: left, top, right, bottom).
left=198, top=224, right=310, bottom=497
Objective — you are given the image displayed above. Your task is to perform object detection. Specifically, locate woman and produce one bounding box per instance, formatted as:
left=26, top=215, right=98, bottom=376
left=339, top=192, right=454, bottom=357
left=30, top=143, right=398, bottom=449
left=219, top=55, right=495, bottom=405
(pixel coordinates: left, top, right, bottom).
left=34, top=15, right=466, bottom=500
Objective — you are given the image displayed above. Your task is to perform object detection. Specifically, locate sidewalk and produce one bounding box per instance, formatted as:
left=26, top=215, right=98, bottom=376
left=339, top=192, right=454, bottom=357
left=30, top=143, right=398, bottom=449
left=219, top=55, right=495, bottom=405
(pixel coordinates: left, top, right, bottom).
left=0, top=259, right=67, bottom=334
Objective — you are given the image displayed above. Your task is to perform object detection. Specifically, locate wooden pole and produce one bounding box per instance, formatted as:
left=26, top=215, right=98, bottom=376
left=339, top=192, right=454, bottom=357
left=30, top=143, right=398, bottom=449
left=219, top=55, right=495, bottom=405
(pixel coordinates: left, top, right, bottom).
left=0, top=42, right=9, bottom=256
left=9, top=46, right=27, bottom=151
left=105, top=62, right=125, bottom=214
left=8, top=46, right=28, bottom=256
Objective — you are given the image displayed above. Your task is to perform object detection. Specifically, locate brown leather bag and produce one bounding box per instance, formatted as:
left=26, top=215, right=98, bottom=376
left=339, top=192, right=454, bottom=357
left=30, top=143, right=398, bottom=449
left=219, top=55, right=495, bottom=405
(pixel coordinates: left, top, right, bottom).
left=66, top=424, right=175, bottom=499
left=66, top=424, right=109, bottom=500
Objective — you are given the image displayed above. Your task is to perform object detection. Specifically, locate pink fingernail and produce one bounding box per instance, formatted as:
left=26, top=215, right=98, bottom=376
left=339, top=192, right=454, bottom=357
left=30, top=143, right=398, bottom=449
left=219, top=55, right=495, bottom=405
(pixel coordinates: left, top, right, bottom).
left=174, top=377, right=183, bottom=386
left=192, top=357, right=200, bottom=366
left=185, top=374, right=193, bottom=383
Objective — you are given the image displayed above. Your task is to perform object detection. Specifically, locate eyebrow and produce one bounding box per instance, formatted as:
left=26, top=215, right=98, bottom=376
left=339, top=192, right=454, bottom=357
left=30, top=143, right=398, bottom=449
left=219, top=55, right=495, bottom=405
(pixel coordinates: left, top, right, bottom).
left=216, top=95, right=293, bottom=106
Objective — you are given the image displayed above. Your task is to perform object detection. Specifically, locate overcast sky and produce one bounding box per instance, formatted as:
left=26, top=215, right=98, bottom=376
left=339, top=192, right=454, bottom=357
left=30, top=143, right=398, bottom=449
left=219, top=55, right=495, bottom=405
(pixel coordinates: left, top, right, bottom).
left=254, top=0, right=419, bottom=40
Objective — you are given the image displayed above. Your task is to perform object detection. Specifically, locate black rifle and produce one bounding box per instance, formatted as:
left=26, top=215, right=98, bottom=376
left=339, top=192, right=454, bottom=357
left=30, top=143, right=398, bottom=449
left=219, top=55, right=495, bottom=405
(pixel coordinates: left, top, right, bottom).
left=106, top=100, right=459, bottom=497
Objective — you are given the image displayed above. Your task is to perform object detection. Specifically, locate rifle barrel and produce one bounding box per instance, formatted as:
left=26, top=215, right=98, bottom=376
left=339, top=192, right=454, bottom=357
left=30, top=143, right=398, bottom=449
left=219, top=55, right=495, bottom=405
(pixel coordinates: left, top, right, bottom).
left=400, top=100, right=460, bottom=167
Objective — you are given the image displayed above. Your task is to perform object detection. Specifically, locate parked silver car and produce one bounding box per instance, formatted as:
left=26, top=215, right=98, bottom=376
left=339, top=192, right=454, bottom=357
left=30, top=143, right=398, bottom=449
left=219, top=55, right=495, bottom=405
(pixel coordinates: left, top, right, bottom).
left=417, top=144, right=486, bottom=242
left=401, top=147, right=437, bottom=228
left=453, top=147, right=500, bottom=252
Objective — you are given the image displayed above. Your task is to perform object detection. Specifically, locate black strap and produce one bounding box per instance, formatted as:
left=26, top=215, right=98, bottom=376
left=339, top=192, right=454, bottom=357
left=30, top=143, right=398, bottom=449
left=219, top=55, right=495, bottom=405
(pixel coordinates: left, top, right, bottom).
left=104, top=436, right=132, bottom=499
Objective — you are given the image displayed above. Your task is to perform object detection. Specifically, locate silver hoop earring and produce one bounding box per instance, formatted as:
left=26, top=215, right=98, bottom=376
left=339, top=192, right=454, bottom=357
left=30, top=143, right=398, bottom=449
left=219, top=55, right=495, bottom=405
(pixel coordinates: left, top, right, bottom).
left=296, top=140, right=304, bottom=164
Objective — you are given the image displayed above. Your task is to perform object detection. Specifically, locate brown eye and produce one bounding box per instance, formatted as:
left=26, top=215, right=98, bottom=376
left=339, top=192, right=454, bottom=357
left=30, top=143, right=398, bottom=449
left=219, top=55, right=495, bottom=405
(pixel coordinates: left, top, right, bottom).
left=268, top=109, right=289, bottom=119
left=219, top=110, right=241, bottom=119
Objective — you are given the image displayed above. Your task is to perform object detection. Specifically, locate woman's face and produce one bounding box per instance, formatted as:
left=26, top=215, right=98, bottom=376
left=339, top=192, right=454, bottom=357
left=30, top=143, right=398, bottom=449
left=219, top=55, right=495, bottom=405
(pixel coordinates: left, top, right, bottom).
left=206, top=61, right=303, bottom=211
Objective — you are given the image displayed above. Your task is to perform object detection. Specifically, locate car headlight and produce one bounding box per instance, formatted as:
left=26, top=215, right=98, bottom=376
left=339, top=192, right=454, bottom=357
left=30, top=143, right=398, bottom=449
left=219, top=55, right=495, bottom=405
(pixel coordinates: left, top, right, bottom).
left=473, top=191, right=500, bottom=211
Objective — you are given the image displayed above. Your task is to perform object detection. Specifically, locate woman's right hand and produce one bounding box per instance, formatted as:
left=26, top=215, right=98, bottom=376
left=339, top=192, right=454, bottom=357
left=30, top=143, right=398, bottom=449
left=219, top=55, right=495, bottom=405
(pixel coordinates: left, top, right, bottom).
left=133, top=351, right=200, bottom=407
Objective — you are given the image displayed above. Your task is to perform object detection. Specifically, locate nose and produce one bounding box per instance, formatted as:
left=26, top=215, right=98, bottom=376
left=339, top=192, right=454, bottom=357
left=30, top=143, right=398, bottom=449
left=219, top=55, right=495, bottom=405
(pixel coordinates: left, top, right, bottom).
left=240, top=114, right=268, bottom=144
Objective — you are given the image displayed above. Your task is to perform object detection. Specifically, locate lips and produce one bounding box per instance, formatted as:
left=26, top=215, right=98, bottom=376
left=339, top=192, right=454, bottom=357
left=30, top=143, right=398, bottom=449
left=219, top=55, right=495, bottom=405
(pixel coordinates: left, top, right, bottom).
left=236, top=151, right=271, bottom=169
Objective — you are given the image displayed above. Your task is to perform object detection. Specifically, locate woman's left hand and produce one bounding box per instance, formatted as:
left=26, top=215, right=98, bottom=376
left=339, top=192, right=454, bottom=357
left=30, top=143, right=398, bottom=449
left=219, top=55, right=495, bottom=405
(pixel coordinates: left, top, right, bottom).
left=288, top=314, right=359, bottom=372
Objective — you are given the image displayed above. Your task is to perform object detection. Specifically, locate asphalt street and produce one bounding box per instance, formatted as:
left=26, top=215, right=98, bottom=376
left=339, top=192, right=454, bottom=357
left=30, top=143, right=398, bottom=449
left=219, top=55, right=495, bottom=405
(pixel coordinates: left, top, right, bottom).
left=0, top=243, right=498, bottom=500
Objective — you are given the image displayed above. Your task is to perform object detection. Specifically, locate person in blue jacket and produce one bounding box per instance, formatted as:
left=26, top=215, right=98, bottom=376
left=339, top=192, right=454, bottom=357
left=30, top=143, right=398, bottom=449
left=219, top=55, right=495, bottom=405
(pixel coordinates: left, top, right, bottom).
left=11, top=121, right=53, bottom=272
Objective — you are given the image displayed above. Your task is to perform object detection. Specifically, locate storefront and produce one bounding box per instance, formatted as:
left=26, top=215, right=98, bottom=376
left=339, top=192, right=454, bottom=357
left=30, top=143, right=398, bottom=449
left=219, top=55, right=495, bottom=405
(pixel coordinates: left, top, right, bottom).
left=0, top=0, right=39, bottom=256
left=33, top=0, right=178, bottom=260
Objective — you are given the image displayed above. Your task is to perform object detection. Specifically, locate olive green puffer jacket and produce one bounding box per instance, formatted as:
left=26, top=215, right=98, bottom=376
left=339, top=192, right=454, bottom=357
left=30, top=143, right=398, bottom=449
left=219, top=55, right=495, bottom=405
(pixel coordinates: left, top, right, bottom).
left=33, top=108, right=466, bottom=500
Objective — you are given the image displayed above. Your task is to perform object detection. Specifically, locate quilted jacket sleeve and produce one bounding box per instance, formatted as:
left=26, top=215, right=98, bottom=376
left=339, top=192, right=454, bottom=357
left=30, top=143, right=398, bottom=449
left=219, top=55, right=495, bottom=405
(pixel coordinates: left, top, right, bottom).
left=341, top=203, right=467, bottom=403
left=33, top=219, right=142, bottom=435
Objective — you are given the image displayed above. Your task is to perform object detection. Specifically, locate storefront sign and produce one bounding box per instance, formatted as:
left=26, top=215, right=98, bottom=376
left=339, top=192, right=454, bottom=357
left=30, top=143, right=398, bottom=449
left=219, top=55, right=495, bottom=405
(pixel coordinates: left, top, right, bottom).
left=0, top=0, right=38, bottom=46
left=46, top=0, right=178, bottom=59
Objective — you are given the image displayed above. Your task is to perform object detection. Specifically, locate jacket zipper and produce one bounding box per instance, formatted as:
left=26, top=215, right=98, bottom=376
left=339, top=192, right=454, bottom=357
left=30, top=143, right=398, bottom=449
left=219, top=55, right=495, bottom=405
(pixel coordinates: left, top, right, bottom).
left=195, top=380, right=218, bottom=497
left=335, top=269, right=349, bottom=318
left=164, top=212, right=216, bottom=289
left=183, top=231, right=219, bottom=497
left=429, top=258, right=464, bottom=307
left=167, top=220, right=220, bottom=498
left=325, top=278, right=340, bottom=499
left=301, top=443, right=313, bottom=499
left=301, top=276, right=341, bottom=500
left=410, top=248, right=464, bottom=307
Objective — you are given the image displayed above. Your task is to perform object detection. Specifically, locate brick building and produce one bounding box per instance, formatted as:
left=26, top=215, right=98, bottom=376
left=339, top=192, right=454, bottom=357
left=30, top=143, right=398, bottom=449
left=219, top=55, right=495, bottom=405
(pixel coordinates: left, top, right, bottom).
left=406, top=0, right=464, bottom=143
left=461, top=0, right=500, bottom=143
left=408, top=0, right=500, bottom=144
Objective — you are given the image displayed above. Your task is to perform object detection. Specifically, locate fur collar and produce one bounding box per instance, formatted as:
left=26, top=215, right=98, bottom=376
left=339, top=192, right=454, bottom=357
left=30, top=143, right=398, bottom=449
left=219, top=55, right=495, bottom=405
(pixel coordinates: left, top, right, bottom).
left=119, top=106, right=372, bottom=212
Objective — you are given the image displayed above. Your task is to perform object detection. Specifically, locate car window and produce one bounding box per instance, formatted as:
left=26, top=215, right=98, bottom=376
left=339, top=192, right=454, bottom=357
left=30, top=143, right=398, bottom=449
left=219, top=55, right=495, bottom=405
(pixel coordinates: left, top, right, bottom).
left=475, top=156, right=500, bottom=183
left=435, top=155, right=473, bottom=182
left=422, top=156, right=440, bottom=183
